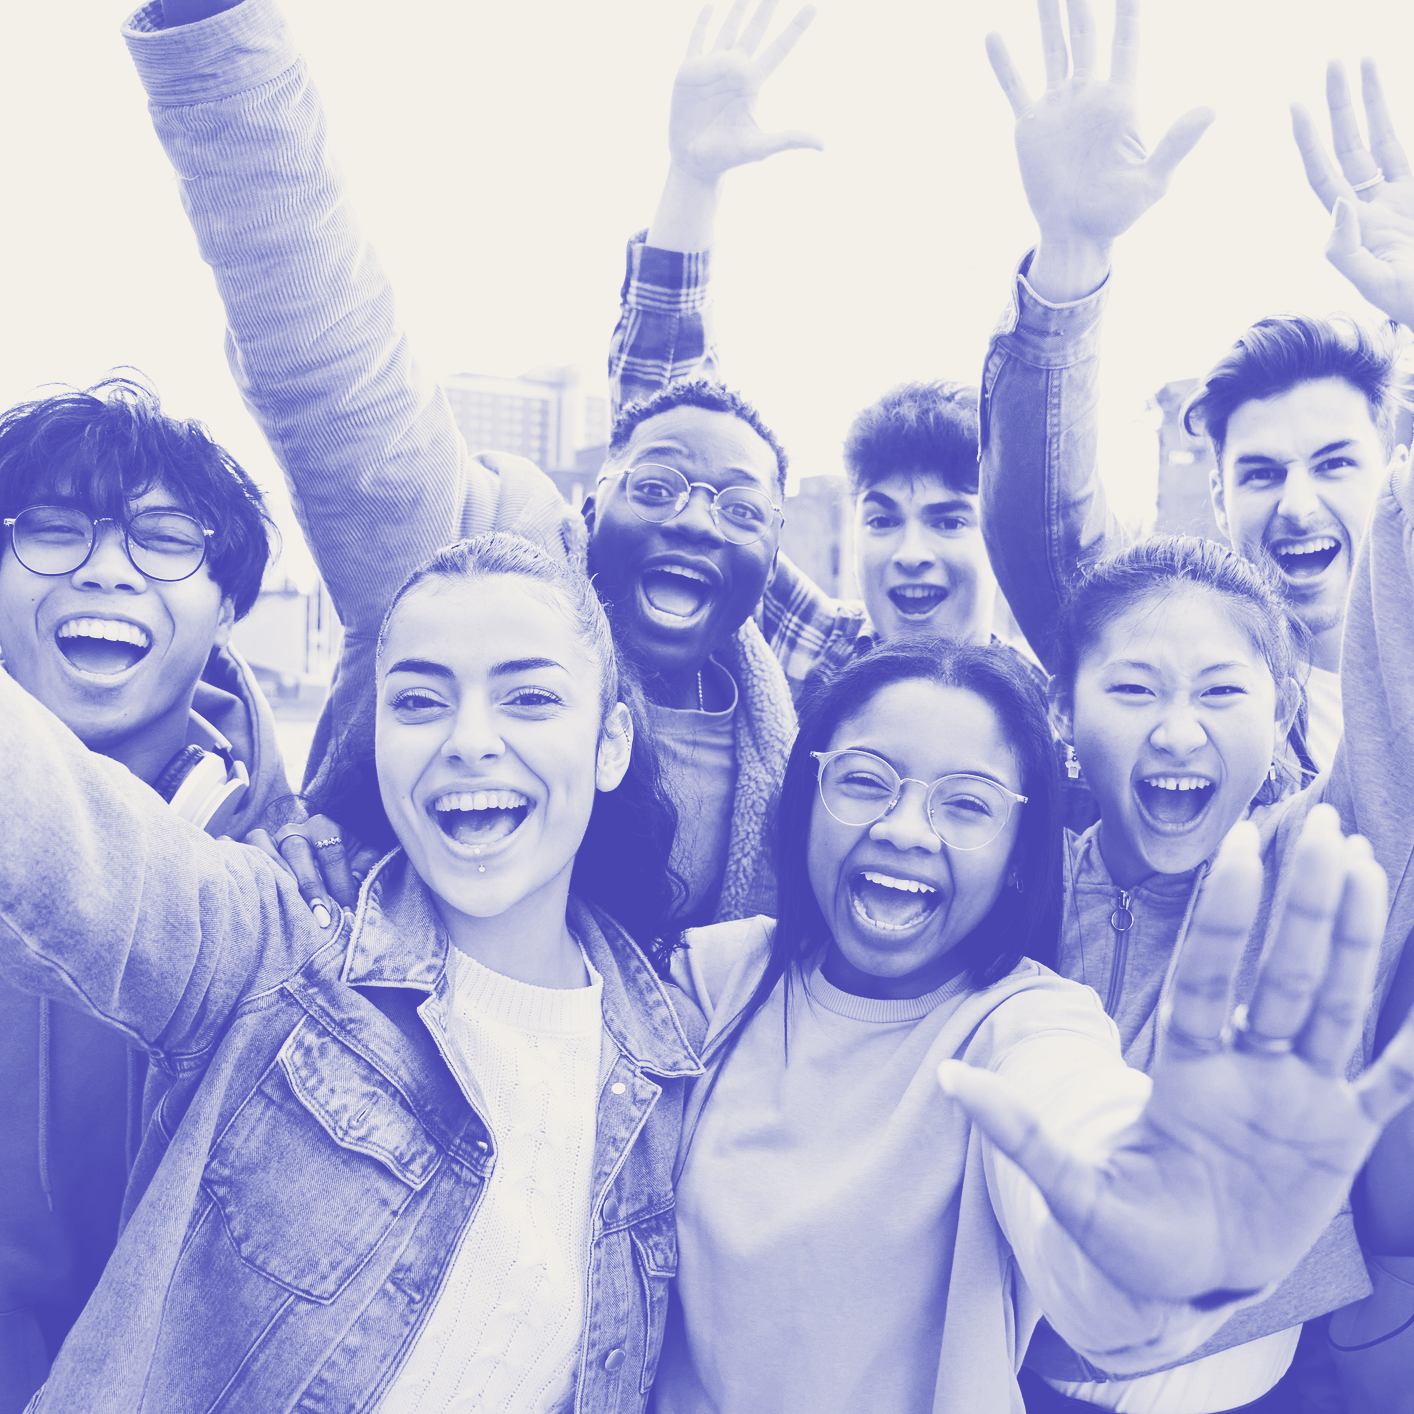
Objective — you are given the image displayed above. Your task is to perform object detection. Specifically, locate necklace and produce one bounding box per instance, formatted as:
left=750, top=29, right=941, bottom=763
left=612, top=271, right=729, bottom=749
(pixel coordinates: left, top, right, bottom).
left=697, top=667, right=705, bottom=712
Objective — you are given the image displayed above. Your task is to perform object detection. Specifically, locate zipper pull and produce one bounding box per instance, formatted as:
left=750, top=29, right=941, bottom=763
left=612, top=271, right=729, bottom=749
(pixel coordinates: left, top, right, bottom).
left=1111, top=889, right=1133, bottom=933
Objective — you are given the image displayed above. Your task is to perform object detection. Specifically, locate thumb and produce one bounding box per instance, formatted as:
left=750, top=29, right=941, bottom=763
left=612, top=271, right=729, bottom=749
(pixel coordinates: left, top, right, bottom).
left=937, top=1060, right=1087, bottom=1209
left=1146, top=105, right=1217, bottom=190
left=1326, top=197, right=1403, bottom=318
left=752, top=127, right=825, bottom=161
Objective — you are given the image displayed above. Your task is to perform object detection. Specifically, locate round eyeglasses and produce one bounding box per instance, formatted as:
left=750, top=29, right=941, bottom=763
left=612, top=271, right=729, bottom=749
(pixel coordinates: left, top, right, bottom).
left=811, top=749, right=1027, bottom=851
left=4, top=505, right=215, bottom=583
left=611, top=463, right=780, bottom=545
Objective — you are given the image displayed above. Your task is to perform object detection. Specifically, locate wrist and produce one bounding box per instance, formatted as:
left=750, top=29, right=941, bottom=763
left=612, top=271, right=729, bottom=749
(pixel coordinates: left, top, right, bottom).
left=645, top=164, right=723, bottom=254
left=1028, top=236, right=1113, bottom=304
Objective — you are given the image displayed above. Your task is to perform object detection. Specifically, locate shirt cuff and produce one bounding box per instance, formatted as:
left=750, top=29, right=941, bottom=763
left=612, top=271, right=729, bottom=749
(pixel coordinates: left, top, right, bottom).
left=989, top=247, right=1110, bottom=369
left=123, top=0, right=296, bottom=105
left=620, top=229, right=713, bottom=316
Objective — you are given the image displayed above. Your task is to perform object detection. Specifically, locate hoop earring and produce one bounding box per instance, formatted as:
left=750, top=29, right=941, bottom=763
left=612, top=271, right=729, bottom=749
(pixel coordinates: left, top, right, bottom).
left=1065, top=745, right=1081, bottom=781
left=1008, top=872, right=1024, bottom=894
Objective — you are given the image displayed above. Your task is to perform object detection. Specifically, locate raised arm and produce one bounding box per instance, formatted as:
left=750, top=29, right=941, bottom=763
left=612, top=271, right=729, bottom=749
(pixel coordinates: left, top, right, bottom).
left=0, top=669, right=329, bottom=1066
left=978, top=0, right=1212, bottom=665
left=608, top=0, right=820, bottom=413
left=125, top=0, right=575, bottom=782
left=946, top=810, right=1414, bottom=1366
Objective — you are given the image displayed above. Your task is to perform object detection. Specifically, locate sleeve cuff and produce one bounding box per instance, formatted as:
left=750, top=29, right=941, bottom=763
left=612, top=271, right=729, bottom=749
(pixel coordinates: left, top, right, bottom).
left=620, top=229, right=713, bottom=316
left=123, top=0, right=297, bottom=105
left=989, top=247, right=1110, bottom=369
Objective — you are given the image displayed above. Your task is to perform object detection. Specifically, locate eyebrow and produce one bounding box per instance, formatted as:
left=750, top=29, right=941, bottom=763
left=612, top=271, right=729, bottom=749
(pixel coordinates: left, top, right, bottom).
left=860, top=490, right=974, bottom=513
left=385, top=655, right=568, bottom=679
left=841, top=746, right=1015, bottom=790
left=1105, top=659, right=1250, bottom=675
left=1233, top=438, right=1356, bottom=468
left=631, top=444, right=772, bottom=487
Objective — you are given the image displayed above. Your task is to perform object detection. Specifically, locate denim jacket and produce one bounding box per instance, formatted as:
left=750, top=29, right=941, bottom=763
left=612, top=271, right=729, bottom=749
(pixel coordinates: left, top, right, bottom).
left=0, top=675, right=703, bottom=1414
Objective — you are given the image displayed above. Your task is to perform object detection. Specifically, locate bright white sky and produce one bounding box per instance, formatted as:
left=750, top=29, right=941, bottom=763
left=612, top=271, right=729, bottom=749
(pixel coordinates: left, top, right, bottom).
left=2, top=0, right=1410, bottom=588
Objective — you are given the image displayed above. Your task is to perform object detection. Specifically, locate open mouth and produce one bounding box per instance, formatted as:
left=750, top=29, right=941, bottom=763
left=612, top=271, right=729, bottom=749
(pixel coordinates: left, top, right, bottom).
left=431, top=790, right=531, bottom=849
left=848, top=870, right=942, bottom=932
left=887, top=585, right=948, bottom=618
left=640, top=565, right=713, bottom=620
left=1272, top=536, right=1340, bottom=580
left=1134, top=775, right=1216, bottom=831
left=55, top=618, right=152, bottom=675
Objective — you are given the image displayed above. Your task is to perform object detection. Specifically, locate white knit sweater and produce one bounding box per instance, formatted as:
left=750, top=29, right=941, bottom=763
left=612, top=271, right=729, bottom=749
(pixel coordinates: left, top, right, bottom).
left=380, top=947, right=603, bottom=1413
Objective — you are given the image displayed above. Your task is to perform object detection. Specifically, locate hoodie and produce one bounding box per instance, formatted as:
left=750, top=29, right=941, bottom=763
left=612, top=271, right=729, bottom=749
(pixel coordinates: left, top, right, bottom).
left=0, top=643, right=290, bottom=1413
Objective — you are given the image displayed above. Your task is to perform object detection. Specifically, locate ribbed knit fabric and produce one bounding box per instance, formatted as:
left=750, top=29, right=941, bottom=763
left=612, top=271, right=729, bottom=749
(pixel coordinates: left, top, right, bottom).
left=379, top=948, right=603, bottom=1414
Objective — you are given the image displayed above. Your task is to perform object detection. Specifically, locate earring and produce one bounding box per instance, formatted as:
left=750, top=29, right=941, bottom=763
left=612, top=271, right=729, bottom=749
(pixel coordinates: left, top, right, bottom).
left=1008, top=872, right=1024, bottom=894
left=1267, top=760, right=1277, bottom=783
left=1065, top=745, right=1081, bottom=781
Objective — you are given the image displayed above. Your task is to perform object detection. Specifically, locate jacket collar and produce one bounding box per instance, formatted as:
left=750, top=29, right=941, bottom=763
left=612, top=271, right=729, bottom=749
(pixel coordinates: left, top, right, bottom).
left=339, top=851, right=703, bottom=1080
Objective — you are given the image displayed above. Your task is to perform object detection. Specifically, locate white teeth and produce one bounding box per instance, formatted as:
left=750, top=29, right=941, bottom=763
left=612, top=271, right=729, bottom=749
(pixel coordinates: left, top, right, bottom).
left=56, top=618, right=151, bottom=648
left=1278, top=537, right=1339, bottom=556
left=1142, top=777, right=1212, bottom=792
left=433, top=790, right=529, bottom=813
left=654, top=565, right=710, bottom=584
left=861, top=871, right=936, bottom=894
left=892, top=585, right=944, bottom=598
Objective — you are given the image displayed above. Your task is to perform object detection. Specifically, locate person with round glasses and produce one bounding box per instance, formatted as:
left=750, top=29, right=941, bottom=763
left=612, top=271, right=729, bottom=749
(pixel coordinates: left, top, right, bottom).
left=5, top=504, right=215, bottom=582
left=649, top=638, right=1414, bottom=1413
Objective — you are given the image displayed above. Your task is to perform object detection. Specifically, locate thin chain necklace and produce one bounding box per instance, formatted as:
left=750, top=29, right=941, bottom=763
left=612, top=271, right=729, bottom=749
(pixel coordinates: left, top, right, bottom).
left=697, top=667, right=705, bottom=712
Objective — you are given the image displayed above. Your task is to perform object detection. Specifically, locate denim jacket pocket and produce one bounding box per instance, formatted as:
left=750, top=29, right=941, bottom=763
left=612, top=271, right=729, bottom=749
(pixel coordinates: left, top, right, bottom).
left=203, top=1019, right=442, bottom=1303
left=629, top=1208, right=677, bottom=1395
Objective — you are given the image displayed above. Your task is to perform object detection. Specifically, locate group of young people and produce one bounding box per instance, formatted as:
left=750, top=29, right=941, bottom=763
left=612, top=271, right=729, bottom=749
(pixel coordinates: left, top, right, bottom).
left=3, top=1, right=1414, bottom=1411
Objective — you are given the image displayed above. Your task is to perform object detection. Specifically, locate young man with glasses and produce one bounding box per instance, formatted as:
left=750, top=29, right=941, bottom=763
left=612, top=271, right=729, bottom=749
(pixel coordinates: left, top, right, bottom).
left=122, top=0, right=797, bottom=925
left=0, top=379, right=289, bottom=1410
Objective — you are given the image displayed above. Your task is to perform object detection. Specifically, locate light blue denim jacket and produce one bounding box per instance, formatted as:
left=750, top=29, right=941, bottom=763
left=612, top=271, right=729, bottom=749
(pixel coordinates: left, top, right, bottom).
left=979, top=253, right=1414, bottom=1378
left=0, top=672, right=703, bottom=1414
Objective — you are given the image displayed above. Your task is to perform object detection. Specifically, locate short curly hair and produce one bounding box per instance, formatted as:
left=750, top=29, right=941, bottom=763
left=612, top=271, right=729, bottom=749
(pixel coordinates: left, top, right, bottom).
left=843, top=380, right=980, bottom=498
left=0, top=375, right=274, bottom=619
left=607, top=380, right=788, bottom=495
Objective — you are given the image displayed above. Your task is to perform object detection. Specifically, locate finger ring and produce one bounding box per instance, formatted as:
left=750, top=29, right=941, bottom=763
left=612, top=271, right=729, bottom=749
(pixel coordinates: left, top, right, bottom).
left=1231, top=1004, right=1295, bottom=1058
left=1164, top=1017, right=1228, bottom=1055
left=313, top=837, right=344, bottom=850
left=1352, top=169, right=1385, bottom=193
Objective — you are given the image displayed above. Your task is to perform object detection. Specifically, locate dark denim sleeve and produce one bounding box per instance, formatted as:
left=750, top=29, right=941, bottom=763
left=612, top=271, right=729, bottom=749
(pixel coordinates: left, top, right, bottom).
left=0, top=670, right=333, bottom=1070
left=979, top=251, right=1125, bottom=671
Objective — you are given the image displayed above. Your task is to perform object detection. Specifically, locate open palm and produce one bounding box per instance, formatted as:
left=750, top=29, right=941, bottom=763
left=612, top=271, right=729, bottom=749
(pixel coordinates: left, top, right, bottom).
left=945, top=808, right=1414, bottom=1306
left=1293, top=58, right=1414, bottom=329
left=667, top=0, right=821, bottom=183
left=987, top=0, right=1213, bottom=252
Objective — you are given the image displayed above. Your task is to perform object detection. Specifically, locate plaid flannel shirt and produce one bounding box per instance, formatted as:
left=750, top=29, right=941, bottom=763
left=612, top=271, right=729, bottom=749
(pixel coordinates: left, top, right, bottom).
left=608, top=230, right=883, bottom=703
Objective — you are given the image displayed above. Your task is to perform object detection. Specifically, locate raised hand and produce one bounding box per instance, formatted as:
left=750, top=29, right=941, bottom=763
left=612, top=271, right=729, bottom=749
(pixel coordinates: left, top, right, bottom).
left=941, top=805, right=1414, bottom=1306
left=244, top=813, right=374, bottom=922
left=1292, top=59, right=1414, bottom=330
left=987, top=0, right=1214, bottom=302
left=647, top=0, right=820, bottom=252
left=667, top=0, right=821, bottom=184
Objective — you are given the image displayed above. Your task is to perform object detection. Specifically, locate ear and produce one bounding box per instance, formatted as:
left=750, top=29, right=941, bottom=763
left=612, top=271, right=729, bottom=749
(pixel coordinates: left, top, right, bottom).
left=1045, top=673, right=1075, bottom=749
left=1389, top=443, right=1410, bottom=477
left=213, top=597, right=237, bottom=650
left=1208, top=459, right=1231, bottom=541
left=596, top=702, right=633, bottom=792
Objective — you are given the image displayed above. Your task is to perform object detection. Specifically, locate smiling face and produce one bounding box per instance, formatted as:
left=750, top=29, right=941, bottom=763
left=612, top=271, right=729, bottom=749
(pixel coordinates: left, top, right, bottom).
left=1062, top=587, right=1284, bottom=887
left=854, top=471, right=997, bottom=646
left=586, top=406, right=781, bottom=686
left=0, top=484, right=233, bottom=781
left=809, top=679, right=1025, bottom=999
left=1211, top=378, right=1390, bottom=664
left=375, top=574, right=628, bottom=936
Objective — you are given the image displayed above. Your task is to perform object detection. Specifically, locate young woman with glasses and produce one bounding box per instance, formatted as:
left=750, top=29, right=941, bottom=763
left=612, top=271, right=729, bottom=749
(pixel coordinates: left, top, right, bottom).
left=0, top=532, right=698, bottom=1414
left=649, top=638, right=1414, bottom=1414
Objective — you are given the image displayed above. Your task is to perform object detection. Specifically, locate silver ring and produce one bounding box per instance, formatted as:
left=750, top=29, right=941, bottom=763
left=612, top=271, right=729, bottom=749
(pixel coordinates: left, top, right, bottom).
left=313, top=837, right=344, bottom=850
left=1351, top=169, right=1385, bottom=193
left=1164, top=1018, right=1228, bottom=1056
left=1231, top=1004, right=1295, bottom=1058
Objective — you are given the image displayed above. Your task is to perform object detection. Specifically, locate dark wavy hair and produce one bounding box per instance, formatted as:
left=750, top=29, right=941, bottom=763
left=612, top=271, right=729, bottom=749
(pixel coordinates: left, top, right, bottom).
left=0, top=374, right=274, bottom=618
left=704, top=638, right=1062, bottom=1066
left=843, top=380, right=980, bottom=497
left=307, top=534, right=685, bottom=962
left=1184, top=312, right=1403, bottom=462
left=607, top=379, right=789, bottom=494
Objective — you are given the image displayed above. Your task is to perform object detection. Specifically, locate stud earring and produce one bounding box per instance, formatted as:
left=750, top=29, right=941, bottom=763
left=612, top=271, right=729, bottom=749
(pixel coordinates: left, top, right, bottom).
left=1065, top=745, right=1081, bottom=781
left=479, top=865, right=486, bottom=874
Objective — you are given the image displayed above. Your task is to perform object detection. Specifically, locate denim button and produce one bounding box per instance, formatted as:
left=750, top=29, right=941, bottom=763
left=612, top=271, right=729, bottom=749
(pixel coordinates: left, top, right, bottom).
left=602, top=1195, right=619, bottom=1223
left=611, top=1082, right=626, bottom=1095
left=604, top=1348, right=626, bottom=1373
left=475, top=1139, right=489, bottom=1154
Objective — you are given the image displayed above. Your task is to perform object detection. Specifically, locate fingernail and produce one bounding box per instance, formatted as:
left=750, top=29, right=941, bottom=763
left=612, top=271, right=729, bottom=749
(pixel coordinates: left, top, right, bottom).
left=311, top=902, right=331, bottom=929
left=937, top=1060, right=963, bottom=1095
left=1345, top=833, right=1375, bottom=860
